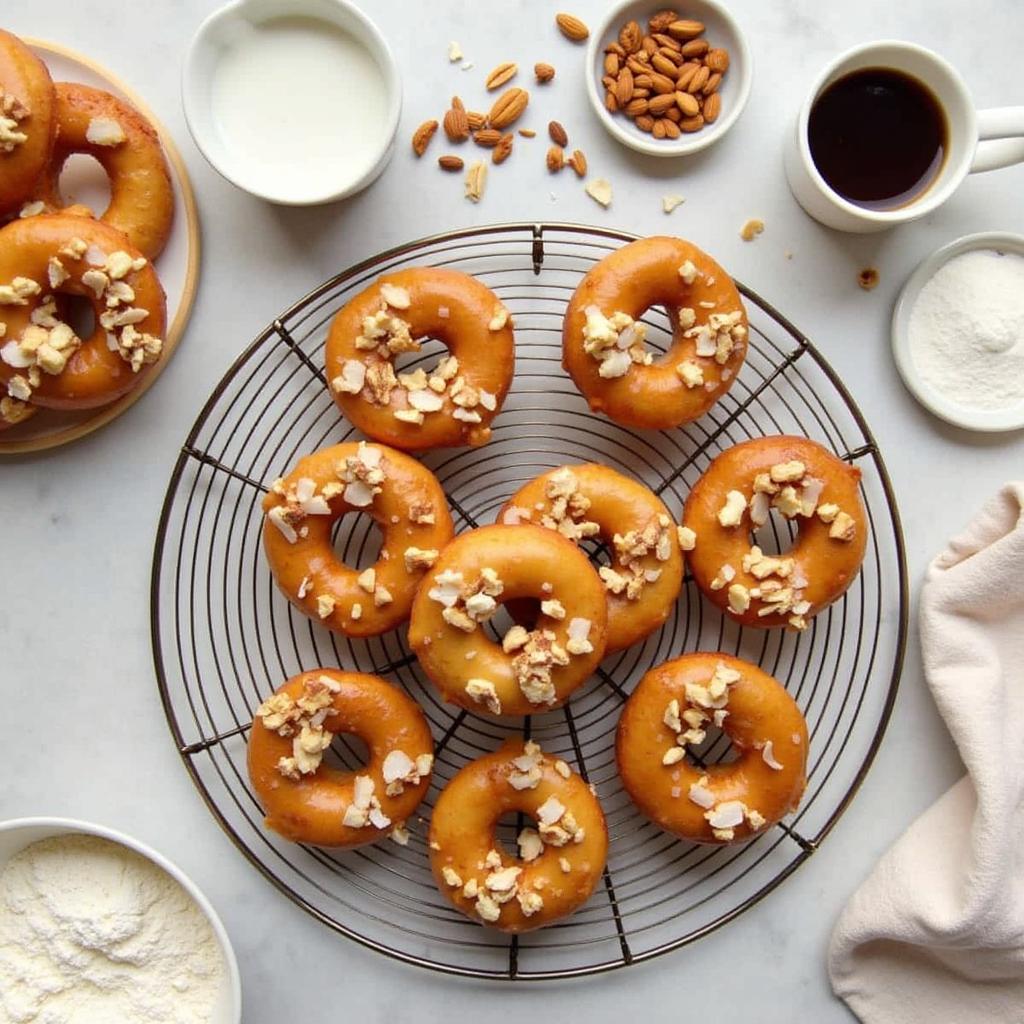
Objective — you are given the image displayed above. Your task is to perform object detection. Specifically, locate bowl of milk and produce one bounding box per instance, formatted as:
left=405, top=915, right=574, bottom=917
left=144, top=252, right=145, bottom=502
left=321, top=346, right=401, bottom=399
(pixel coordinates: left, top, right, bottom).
left=183, top=0, right=401, bottom=205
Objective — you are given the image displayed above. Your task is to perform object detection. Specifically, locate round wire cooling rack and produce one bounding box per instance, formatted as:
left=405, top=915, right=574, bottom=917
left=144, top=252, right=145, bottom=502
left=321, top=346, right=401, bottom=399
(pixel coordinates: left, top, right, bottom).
left=151, top=222, right=907, bottom=980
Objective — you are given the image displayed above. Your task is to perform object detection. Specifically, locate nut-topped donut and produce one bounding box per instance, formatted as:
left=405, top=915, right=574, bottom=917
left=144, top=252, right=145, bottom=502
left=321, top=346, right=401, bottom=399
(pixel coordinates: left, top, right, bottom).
left=28, top=84, right=175, bottom=260
left=616, top=653, right=808, bottom=844
left=562, top=236, right=748, bottom=430
left=0, top=214, right=166, bottom=409
left=681, top=436, right=867, bottom=630
left=407, top=524, right=608, bottom=717
left=262, top=441, right=454, bottom=637
left=499, top=464, right=685, bottom=653
left=248, top=669, right=434, bottom=848
left=429, top=739, right=608, bottom=931
left=0, top=30, right=56, bottom=217
left=325, top=268, right=515, bottom=451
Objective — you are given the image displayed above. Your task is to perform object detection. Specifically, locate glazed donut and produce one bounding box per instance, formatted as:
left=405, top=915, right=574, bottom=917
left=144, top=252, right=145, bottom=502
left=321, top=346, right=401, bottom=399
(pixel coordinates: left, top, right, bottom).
left=429, top=739, right=608, bottom=931
left=325, top=268, right=515, bottom=451
left=408, top=524, right=608, bottom=717
left=248, top=669, right=434, bottom=848
left=262, top=441, right=454, bottom=637
left=616, top=653, right=808, bottom=844
left=0, top=30, right=56, bottom=217
left=562, top=236, right=748, bottom=430
left=681, top=436, right=867, bottom=630
left=0, top=214, right=166, bottom=409
left=499, top=464, right=685, bottom=653
left=29, top=83, right=174, bottom=260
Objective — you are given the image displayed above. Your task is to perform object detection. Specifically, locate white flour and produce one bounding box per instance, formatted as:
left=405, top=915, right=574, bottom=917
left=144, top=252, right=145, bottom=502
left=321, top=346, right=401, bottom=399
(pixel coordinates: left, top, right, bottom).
left=0, top=835, right=226, bottom=1024
left=908, top=248, right=1024, bottom=410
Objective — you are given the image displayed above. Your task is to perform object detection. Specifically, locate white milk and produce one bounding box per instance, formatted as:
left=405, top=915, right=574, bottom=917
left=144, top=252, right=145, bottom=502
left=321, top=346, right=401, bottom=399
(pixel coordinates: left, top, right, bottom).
left=210, top=16, right=389, bottom=198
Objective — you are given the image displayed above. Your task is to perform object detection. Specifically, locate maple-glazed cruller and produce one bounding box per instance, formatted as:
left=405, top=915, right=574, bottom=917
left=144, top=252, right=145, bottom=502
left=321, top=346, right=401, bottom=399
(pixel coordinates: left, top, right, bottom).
left=28, top=83, right=175, bottom=260
left=248, top=669, right=434, bottom=848
left=681, top=435, right=868, bottom=630
left=325, top=267, right=515, bottom=450
left=262, top=441, right=455, bottom=637
left=499, top=464, right=686, bottom=653
left=0, top=29, right=56, bottom=217
left=616, top=653, right=809, bottom=845
left=429, top=739, right=608, bottom=932
left=562, top=236, right=748, bottom=430
left=0, top=214, right=166, bottom=409
left=407, top=524, right=608, bottom=717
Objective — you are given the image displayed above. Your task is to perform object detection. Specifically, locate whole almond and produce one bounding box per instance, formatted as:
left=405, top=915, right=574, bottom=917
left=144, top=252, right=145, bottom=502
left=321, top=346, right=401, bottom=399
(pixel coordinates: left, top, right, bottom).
left=519, top=128, right=537, bottom=137
left=604, top=52, right=620, bottom=76
left=642, top=36, right=659, bottom=56
left=681, top=39, right=709, bottom=58
left=703, top=72, right=723, bottom=95
left=467, top=111, right=487, bottom=131
left=488, top=87, right=529, bottom=129
left=662, top=119, right=681, bottom=139
left=535, top=62, right=556, bottom=83
left=675, top=91, right=700, bottom=117
left=548, top=120, right=569, bottom=146
left=653, top=32, right=681, bottom=51
left=626, top=56, right=647, bottom=76
left=568, top=148, right=587, bottom=177
left=615, top=67, right=634, bottom=106
left=619, top=19, right=642, bottom=53
left=474, top=128, right=503, bottom=147
left=702, top=93, right=722, bottom=123
left=667, top=19, right=705, bottom=39
left=649, top=73, right=676, bottom=94
left=648, top=9, right=680, bottom=34
left=652, top=119, right=667, bottom=139
left=705, top=48, right=730, bottom=73
left=546, top=144, right=565, bottom=171
left=633, top=87, right=651, bottom=98
left=652, top=53, right=678, bottom=77
left=634, top=74, right=654, bottom=88
left=688, top=66, right=711, bottom=94
left=493, top=133, right=514, bottom=164
left=664, top=106, right=682, bottom=122
left=555, top=12, right=589, bottom=41
left=635, top=114, right=655, bottom=132
left=411, top=119, right=438, bottom=156
left=438, top=155, right=464, bottom=171
left=624, top=97, right=649, bottom=117
left=675, top=62, right=700, bottom=90
left=657, top=46, right=683, bottom=66
left=602, top=74, right=617, bottom=90
left=647, top=93, right=676, bottom=116
left=605, top=90, right=618, bottom=112
left=443, top=105, right=469, bottom=142
left=486, top=62, right=518, bottom=91
left=605, top=41, right=626, bottom=57
left=680, top=113, right=705, bottom=132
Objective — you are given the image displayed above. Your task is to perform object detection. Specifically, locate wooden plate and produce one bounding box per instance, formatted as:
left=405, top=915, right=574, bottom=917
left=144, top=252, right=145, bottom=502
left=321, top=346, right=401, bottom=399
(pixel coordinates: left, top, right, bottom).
left=0, top=38, right=200, bottom=455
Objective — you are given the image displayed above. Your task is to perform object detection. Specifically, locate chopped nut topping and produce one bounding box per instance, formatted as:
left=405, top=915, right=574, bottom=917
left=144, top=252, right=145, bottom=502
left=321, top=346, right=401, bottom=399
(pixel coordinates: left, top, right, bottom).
left=540, top=598, right=566, bottom=620
left=85, top=116, right=126, bottom=146
left=770, top=460, right=806, bottom=483
left=565, top=617, right=593, bottom=655
left=257, top=676, right=340, bottom=780
left=581, top=305, right=650, bottom=379
left=430, top=566, right=504, bottom=632
left=559, top=856, right=571, bottom=873
left=517, top=827, right=543, bottom=862
left=553, top=759, right=571, bottom=779
left=342, top=774, right=390, bottom=830
left=465, top=677, right=502, bottom=715
left=404, top=546, right=439, bottom=572
left=662, top=746, right=685, bottom=765
left=382, top=748, right=433, bottom=795
left=717, top=489, right=747, bottom=528
left=511, top=628, right=567, bottom=705
left=760, top=740, right=783, bottom=771
left=517, top=890, right=544, bottom=916
left=0, top=90, right=29, bottom=152
left=829, top=510, right=856, bottom=541
left=727, top=583, right=750, bottom=614
left=442, top=866, right=463, bottom=888
left=677, top=525, right=697, bottom=551
left=676, top=359, right=704, bottom=389
left=316, top=594, right=336, bottom=619
left=488, top=304, right=510, bottom=331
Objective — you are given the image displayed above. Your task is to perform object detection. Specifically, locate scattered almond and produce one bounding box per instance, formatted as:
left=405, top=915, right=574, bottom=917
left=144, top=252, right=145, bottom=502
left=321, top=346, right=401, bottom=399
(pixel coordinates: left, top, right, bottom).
left=465, top=160, right=487, bottom=202
left=584, top=178, right=612, bottom=208
left=443, top=101, right=470, bottom=142
left=546, top=145, right=565, bottom=172
left=492, top=133, right=514, bottom=164
left=438, top=155, right=464, bottom=171
left=485, top=62, right=518, bottom=91
left=466, top=111, right=486, bottom=131
left=488, top=87, right=529, bottom=129
left=568, top=149, right=587, bottom=177
left=858, top=267, right=880, bottom=291
left=473, top=128, right=503, bottom=147
left=740, top=218, right=765, bottom=242
left=535, top=62, right=555, bottom=83
left=555, top=13, right=589, bottom=42
left=411, top=119, right=438, bottom=156
left=519, top=128, right=537, bottom=138
left=548, top=120, right=569, bottom=147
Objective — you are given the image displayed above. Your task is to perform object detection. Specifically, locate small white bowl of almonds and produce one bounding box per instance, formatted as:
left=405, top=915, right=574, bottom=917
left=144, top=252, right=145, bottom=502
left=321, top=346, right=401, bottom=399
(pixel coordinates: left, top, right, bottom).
left=586, top=0, right=752, bottom=157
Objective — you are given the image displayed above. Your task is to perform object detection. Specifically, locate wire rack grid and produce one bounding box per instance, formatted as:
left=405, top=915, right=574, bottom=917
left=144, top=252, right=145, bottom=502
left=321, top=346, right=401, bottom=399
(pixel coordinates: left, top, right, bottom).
left=150, top=222, right=907, bottom=980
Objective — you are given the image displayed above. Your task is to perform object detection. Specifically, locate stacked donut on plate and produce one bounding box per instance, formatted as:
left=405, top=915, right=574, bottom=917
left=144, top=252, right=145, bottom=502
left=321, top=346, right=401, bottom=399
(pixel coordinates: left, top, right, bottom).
left=246, top=238, right=868, bottom=932
left=0, top=29, right=174, bottom=432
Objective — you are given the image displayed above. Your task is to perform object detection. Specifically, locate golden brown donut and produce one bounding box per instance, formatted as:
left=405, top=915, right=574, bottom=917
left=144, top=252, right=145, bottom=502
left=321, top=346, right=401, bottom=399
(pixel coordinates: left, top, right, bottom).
left=681, top=436, right=867, bottom=630
left=407, top=524, right=608, bottom=717
left=325, top=268, right=515, bottom=451
left=562, top=236, right=748, bottom=430
left=30, top=83, right=174, bottom=260
left=499, top=464, right=685, bottom=653
left=262, top=441, right=454, bottom=637
left=248, top=669, right=434, bottom=848
left=616, top=653, right=808, bottom=844
left=0, top=30, right=55, bottom=217
left=0, top=214, right=166, bottom=409
left=429, top=739, right=608, bottom=931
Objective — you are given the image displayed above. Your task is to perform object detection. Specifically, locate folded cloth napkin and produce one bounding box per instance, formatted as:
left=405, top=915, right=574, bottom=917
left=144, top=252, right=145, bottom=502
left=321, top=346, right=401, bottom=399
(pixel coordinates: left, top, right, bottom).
left=829, top=482, right=1024, bottom=1024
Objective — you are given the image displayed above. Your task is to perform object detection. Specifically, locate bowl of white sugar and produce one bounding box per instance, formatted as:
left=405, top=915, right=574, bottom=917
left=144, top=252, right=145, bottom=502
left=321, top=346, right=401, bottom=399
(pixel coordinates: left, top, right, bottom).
left=892, top=232, right=1024, bottom=432
left=0, top=818, right=241, bottom=1024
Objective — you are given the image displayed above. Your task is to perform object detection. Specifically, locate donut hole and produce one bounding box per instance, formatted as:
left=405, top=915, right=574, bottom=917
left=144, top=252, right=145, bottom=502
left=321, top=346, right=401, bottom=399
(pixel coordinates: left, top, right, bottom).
left=686, top=721, right=741, bottom=768
left=57, top=153, right=112, bottom=216
left=636, top=305, right=676, bottom=360
left=493, top=810, right=541, bottom=861
left=749, top=512, right=799, bottom=558
left=391, top=336, right=449, bottom=377
left=580, top=536, right=613, bottom=569
left=330, top=514, right=383, bottom=571
left=322, top=731, right=371, bottom=773
left=59, top=293, right=96, bottom=339
left=485, top=599, right=542, bottom=641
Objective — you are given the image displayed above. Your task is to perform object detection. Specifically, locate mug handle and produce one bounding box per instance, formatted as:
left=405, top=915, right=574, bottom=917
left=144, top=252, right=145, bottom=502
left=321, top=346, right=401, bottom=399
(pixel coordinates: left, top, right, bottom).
left=971, top=107, right=1024, bottom=173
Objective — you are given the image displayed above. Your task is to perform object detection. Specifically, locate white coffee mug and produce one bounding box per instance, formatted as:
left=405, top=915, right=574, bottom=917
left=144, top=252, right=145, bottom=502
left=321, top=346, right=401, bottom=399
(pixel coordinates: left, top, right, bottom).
left=784, top=41, right=1024, bottom=233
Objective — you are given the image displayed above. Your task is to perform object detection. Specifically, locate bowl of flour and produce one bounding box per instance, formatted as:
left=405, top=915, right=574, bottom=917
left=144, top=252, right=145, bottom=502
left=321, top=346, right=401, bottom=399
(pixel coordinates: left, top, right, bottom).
left=892, top=232, right=1024, bottom=432
left=0, top=818, right=241, bottom=1024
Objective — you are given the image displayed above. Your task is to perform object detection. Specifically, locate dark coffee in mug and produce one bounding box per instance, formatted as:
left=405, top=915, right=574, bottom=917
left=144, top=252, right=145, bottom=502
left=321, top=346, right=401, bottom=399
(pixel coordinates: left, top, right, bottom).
left=807, top=67, right=948, bottom=210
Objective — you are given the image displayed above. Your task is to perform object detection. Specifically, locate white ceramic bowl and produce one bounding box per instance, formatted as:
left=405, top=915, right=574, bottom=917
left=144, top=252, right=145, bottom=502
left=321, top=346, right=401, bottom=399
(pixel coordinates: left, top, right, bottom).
left=585, top=0, right=752, bottom=157
left=183, top=0, right=401, bottom=205
left=0, top=817, right=242, bottom=1023
left=892, top=231, right=1024, bottom=432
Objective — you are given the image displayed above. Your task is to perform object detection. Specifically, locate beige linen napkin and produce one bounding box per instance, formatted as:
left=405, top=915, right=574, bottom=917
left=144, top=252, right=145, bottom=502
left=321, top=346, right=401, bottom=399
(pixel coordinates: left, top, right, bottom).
left=829, top=482, right=1024, bottom=1023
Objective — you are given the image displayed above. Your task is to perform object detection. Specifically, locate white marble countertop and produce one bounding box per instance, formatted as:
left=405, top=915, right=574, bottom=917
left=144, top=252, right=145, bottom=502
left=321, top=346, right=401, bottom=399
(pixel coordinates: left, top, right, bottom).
left=2, top=0, right=1023, bottom=1020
